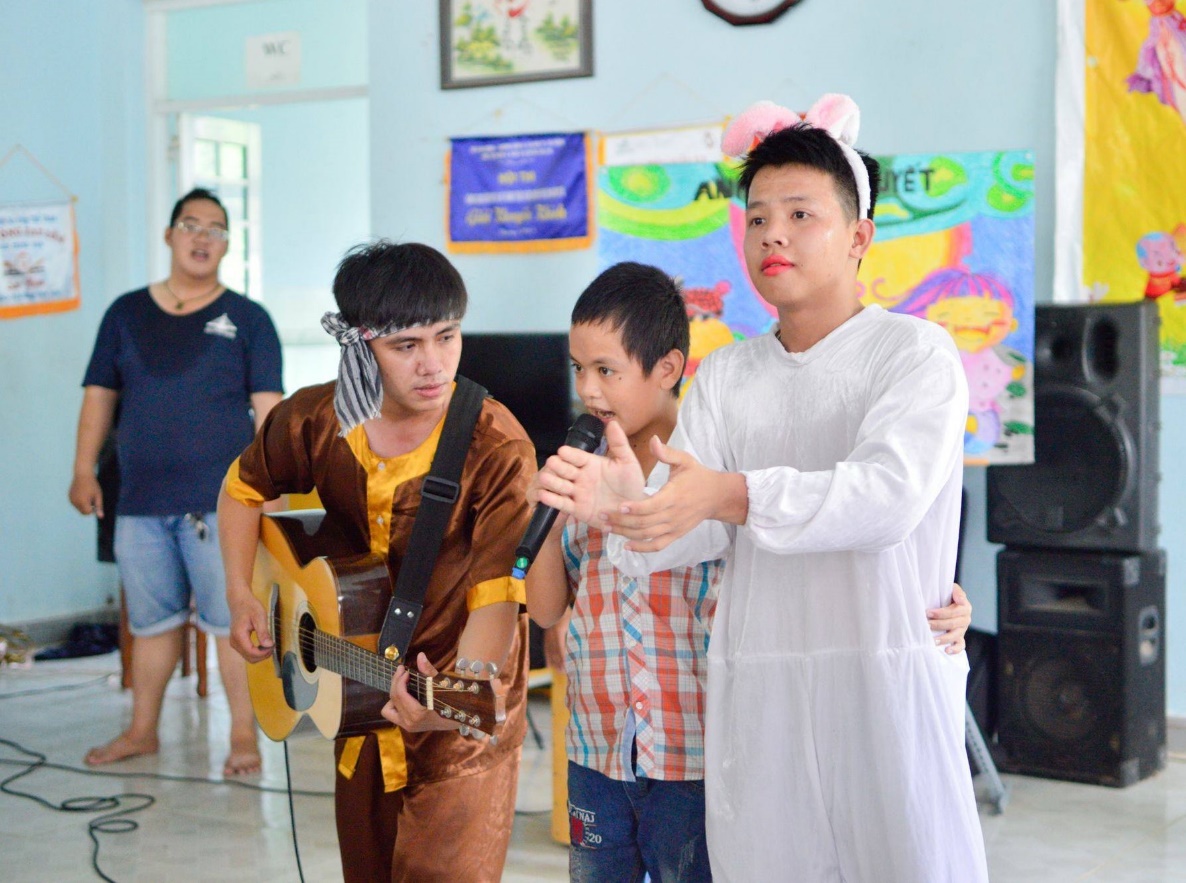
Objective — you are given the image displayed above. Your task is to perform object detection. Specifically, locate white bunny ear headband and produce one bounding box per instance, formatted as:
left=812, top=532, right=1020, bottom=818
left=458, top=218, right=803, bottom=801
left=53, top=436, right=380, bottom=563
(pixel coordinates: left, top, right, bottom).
left=722, top=93, right=871, bottom=220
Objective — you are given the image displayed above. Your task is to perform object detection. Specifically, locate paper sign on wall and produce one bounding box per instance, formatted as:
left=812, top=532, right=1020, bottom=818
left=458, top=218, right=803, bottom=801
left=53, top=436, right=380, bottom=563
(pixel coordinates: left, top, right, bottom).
left=0, top=201, right=80, bottom=320
left=246, top=31, right=301, bottom=89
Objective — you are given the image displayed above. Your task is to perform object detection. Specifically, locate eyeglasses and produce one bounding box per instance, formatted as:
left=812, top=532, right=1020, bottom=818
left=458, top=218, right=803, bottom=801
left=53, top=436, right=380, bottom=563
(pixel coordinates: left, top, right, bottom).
left=173, top=220, right=230, bottom=242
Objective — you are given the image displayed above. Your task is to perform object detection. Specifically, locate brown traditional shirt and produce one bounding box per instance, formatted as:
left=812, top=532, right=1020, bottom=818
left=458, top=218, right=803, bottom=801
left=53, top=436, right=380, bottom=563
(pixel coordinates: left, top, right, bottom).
left=225, top=380, right=535, bottom=790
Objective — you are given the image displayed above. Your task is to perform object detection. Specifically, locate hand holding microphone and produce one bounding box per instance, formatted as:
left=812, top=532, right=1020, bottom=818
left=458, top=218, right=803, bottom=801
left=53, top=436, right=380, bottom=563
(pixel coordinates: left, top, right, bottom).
left=512, top=414, right=604, bottom=578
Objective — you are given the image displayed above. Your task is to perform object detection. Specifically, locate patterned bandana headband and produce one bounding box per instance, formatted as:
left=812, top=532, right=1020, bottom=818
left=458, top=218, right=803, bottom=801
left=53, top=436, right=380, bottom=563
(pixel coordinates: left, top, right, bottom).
left=321, top=311, right=414, bottom=435
left=722, top=93, right=871, bottom=220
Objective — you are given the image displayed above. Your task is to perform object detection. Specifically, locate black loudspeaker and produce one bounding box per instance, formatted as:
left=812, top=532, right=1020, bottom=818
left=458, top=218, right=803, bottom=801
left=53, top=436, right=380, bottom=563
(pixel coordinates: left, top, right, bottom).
left=457, top=333, right=574, bottom=467
left=987, top=301, right=1160, bottom=553
left=996, top=548, right=1166, bottom=787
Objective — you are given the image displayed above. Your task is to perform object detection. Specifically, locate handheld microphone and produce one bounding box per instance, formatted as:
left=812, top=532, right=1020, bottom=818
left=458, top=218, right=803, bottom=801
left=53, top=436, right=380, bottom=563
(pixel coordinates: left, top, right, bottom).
left=512, top=413, right=605, bottom=578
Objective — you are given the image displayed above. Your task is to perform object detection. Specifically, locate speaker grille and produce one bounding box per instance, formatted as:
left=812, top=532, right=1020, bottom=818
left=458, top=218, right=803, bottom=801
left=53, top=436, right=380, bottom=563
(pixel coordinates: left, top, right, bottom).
left=987, top=301, right=1159, bottom=553
left=1016, top=648, right=1111, bottom=743
left=996, top=548, right=1166, bottom=787
left=990, top=387, right=1129, bottom=535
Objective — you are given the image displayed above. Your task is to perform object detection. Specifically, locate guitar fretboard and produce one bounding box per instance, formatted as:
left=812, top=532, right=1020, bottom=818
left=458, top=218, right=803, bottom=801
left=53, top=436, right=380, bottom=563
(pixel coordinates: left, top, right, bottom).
left=299, top=626, right=477, bottom=724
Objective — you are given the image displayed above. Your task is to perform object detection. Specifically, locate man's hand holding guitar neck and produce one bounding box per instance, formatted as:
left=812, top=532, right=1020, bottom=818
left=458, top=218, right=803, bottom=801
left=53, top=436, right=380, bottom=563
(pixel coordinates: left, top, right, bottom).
left=382, top=600, right=521, bottom=734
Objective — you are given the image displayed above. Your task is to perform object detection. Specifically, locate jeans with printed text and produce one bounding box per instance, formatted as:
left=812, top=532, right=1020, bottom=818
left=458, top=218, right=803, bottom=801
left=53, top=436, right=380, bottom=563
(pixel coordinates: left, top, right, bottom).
left=567, top=760, right=712, bottom=883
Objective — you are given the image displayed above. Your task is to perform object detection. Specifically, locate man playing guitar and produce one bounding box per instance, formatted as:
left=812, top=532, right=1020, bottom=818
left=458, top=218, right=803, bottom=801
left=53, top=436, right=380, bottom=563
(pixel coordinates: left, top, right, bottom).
left=218, top=241, right=536, bottom=882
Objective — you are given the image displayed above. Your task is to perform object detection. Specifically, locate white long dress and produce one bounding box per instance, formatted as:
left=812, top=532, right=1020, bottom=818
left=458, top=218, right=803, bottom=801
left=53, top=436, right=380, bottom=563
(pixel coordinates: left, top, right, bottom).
left=610, top=306, right=988, bottom=882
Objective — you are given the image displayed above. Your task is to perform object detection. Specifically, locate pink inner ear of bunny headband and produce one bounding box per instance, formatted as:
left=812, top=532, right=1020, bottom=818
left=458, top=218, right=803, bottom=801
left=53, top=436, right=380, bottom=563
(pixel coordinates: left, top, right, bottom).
left=724, top=95, right=871, bottom=219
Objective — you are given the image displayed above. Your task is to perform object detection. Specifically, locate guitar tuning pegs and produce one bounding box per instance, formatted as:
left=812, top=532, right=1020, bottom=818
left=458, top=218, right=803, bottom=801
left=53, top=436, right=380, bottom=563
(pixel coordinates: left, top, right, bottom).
left=465, top=659, right=499, bottom=679
left=456, top=657, right=469, bottom=673
left=457, top=722, right=488, bottom=741
left=439, top=708, right=453, bottom=719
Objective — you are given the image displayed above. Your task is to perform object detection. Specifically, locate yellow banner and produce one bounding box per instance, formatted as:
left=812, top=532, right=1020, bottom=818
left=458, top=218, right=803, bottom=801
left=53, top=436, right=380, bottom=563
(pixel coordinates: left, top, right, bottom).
left=1084, top=0, right=1186, bottom=377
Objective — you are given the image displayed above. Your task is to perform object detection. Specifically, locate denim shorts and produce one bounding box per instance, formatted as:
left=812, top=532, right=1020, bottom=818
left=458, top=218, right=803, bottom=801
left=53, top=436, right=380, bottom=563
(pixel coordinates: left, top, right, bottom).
left=567, top=761, right=711, bottom=883
left=114, top=512, right=230, bottom=637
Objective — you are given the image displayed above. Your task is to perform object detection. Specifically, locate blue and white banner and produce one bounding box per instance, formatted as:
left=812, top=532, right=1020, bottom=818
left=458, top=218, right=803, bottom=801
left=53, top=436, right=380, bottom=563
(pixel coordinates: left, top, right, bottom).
left=446, top=132, right=592, bottom=253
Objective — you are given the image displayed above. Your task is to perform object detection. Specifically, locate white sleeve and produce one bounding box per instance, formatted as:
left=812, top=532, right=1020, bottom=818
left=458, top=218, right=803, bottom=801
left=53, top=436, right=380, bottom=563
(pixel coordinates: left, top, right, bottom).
left=742, top=341, right=968, bottom=554
left=605, top=364, right=734, bottom=576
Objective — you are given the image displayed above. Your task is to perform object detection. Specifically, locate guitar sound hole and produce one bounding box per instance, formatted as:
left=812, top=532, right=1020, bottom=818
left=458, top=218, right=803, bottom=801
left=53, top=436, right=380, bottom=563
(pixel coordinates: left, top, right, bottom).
left=298, top=612, right=317, bottom=671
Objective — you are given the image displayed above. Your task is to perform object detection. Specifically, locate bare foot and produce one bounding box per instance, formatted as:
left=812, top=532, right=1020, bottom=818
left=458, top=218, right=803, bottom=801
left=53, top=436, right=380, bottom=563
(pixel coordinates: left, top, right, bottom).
left=223, top=736, right=261, bottom=776
left=84, top=732, right=159, bottom=766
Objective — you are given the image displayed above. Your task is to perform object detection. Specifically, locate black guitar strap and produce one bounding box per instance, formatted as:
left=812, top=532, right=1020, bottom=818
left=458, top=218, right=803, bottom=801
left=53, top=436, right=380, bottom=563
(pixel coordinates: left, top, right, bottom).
left=376, top=375, right=487, bottom=662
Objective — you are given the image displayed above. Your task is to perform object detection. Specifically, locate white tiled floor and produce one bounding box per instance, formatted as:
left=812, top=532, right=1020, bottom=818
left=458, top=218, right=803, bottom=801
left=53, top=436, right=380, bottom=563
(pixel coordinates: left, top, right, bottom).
left=1, top=652, right=1183, bottom=882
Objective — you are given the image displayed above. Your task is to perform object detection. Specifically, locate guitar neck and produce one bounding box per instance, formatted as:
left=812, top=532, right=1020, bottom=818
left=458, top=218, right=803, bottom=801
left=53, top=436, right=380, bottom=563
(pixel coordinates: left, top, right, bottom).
left=307, top=627, right=460, bottom=718
left=310, top=628, right=399, bottom=696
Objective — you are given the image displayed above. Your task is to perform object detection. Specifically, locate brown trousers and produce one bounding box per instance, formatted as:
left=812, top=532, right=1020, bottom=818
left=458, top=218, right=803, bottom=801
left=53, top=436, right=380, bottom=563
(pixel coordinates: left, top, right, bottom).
left=334, top=733, right=521, bottom=883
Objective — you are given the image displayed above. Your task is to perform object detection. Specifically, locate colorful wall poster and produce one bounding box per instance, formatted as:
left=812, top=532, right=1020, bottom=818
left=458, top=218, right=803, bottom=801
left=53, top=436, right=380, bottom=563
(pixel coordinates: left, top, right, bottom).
left=598, top=146, right=1035, bottom=464
left=0, top=201, right=80, bottom=320
left=446, top=132, right=592, bottom=253
left=1058, top=0, right=1186, bottom=387
left=862, top=150, right=1036, bottom=465
left=597, top=159, right=774, bottom=380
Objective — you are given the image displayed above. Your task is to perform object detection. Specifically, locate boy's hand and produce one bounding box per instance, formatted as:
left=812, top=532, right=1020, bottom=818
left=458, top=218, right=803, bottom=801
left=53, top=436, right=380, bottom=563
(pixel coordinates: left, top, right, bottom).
left=603, top=435, right=747, bottom=552
left=927, top=583, right=972, bottom=655
left=534, top=420, right=646, bottom=523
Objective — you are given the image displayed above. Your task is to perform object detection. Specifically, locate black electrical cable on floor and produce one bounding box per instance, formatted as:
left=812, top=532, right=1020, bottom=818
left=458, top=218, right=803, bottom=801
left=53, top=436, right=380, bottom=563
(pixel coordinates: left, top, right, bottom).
left=0, top=736, right=336, bottom=882
left=283, top=740, right=306, bottom=883
left=0, top=737, right=155, bottom=883
left=0, top=754, right=334, bottom=797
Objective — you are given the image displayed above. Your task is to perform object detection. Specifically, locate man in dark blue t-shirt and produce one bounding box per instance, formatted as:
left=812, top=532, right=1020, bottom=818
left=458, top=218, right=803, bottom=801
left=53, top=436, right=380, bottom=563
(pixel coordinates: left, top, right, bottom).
left=69, top=188, right=283, bottom=776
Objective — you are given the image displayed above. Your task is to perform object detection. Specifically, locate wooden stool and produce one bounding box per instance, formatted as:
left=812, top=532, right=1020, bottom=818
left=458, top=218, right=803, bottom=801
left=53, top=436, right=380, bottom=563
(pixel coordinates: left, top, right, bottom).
left=118, top=587, right=207, bottom=696
left=550, top=667, right=569, bottom=845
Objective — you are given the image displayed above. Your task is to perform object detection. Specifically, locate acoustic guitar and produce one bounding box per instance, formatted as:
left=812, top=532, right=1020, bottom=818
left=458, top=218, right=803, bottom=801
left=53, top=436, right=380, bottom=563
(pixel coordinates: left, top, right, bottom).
left=246, top=510, right=505, bottom=741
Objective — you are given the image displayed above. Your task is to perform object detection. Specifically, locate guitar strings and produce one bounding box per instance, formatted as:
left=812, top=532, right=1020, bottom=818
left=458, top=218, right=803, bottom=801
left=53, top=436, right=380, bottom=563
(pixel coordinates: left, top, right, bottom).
left=293, top=627, right=489, bottom=728
left=298, top=629, right=481, bottom=690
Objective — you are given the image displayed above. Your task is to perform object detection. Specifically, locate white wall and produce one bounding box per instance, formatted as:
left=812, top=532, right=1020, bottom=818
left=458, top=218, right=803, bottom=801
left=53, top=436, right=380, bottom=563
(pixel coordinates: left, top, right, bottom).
left=219, top=99, right=371, bottom=393
left=0, top=0, right=146, bottom=623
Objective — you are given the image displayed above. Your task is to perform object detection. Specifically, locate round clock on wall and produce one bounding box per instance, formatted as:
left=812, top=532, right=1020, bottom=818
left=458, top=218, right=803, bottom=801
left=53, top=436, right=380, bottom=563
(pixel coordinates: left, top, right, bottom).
left=701, top=0, right=806, bottom=26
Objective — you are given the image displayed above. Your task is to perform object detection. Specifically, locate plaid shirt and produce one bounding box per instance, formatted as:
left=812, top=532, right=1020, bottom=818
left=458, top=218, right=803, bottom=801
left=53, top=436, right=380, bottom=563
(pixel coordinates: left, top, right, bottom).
left=562, top=519, right=721, bottom=782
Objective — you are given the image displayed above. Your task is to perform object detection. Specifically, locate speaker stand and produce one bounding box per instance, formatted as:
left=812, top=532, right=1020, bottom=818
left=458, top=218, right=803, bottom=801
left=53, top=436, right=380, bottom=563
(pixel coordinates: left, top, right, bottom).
left=966, top=702, right=1008, bottom=814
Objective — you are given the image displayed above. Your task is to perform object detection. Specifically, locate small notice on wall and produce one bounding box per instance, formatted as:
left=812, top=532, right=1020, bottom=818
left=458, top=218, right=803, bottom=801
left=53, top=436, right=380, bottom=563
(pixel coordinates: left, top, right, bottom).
left=446, top=132, right=592, bottom=253
left=246, top=31, right=301, bottom=89
left=0, top=201, right=80, bottom=320
left=600, top=124, right=724, bottom=167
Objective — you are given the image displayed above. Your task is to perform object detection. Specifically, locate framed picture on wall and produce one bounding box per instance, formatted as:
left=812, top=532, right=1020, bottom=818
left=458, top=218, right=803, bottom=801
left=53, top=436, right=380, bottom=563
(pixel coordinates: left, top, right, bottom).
left=440, top=0, right=593, bottom=90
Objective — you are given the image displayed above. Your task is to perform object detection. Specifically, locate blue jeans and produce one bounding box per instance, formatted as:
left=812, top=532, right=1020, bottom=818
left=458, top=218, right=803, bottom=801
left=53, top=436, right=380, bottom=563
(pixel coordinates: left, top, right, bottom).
left=115, top=512, right=229, bottom=636
left=567, top=761, right=711, bottom=883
